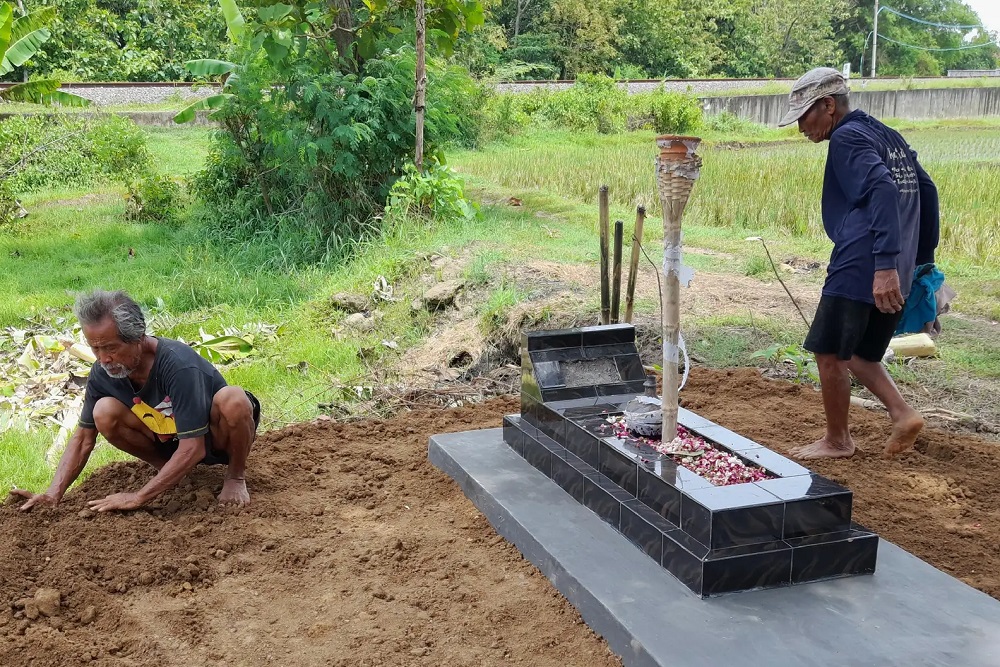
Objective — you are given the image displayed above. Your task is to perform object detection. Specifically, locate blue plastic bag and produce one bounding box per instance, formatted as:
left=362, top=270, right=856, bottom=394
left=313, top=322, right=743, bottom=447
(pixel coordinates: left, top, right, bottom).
left=896, top=264, right=945, bottom=335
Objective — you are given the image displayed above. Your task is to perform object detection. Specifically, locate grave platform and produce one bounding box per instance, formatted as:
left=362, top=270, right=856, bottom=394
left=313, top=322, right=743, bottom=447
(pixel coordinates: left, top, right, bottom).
left=511, top=323, right=876, bottom=596
left=430, top=428, right=1000, bottom=667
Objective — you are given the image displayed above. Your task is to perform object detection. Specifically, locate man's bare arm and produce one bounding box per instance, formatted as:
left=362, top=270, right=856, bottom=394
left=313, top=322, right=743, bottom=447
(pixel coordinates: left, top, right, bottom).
left=11, top=426, right=98, bottom=511
left=134, top=437, right=204, bottom=502
left=87, top=437, right=205, bottom=512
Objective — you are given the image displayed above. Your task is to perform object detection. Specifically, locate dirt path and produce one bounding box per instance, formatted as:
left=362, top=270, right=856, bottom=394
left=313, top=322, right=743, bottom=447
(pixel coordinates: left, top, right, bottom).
left=0, top=397, right=621, bottom=667
left=4, top=367, right=1000, bottom=666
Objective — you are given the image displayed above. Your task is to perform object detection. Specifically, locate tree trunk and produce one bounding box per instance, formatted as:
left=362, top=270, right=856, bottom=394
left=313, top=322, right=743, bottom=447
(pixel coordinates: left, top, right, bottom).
left=513, top=0, right=525, bottom=39
left=331, top=0, right=356, bottom=64
left=414, top=0, right=427, bottom=171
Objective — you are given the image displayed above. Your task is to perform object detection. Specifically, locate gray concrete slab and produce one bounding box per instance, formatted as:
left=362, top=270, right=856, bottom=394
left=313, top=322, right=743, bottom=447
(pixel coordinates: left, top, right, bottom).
left=430, top=428, right=1000, bottom=667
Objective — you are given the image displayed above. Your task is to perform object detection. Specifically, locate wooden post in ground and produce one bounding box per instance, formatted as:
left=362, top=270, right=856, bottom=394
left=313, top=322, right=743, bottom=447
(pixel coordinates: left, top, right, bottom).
left=624, top=206, right=645, bottom=323
left=414, top=0, right=427, bottom=171
left=611, top=220, right=624, bottom=323
left=655, top=136, right=702, bottom=444
left=598, top=186, right=611, bottom=325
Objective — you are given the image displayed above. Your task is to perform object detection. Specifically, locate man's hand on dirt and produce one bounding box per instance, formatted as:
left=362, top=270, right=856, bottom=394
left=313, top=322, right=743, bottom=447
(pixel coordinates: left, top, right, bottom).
left=9, top=488, right=60, bottom=512
left=873, top=269, right=904, bottom=314
left=87, top=492, right=145, bottom=513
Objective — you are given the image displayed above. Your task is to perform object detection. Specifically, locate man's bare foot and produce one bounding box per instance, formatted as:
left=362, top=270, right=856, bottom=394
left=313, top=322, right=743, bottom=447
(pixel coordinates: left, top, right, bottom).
left=218, top=478, right=250, bottom=506
left=789, top=436, right=856, bottom=460
left=884, top=409, right=924, bottom=458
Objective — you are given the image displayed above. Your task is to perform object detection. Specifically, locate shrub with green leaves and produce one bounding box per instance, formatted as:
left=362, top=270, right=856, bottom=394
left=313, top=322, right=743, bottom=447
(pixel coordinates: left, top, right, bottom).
left=481, top=78, right=703, bottom=137
left=125, top=173, right=183, bottom=224
left=0, top=114, right=150, bottom=194
left=384, top=162, right=479, bottom=224
left=192, top=46, right=484, bottom=265
left=647, top=90, right=703, bottom=135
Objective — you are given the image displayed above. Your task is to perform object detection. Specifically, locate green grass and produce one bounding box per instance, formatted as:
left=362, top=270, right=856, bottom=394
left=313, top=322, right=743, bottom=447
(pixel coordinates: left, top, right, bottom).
left=5, top=115, right=1000, bottom=494
left=450, top=126, right=1000, bottom=319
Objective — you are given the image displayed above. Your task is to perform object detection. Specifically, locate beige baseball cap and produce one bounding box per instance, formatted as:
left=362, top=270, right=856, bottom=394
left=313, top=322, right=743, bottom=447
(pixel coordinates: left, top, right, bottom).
left=778, top=67, right=850, bottom=127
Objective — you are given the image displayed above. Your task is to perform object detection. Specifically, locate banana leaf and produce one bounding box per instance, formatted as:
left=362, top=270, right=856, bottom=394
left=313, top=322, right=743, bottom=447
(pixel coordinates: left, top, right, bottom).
left=220, top=0, right=246, bottom=43
left=173, top=93, right=233, bottom=124
left=0, top=4, right=12, bottom=56
left=0, top=26, right=50, bottom=75
left=184, top=58, right=237, bottom=77
left=10, top=7, right=56, bottom=43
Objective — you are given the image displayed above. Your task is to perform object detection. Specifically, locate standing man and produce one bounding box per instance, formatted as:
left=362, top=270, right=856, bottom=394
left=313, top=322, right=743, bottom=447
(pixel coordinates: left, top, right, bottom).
left=11, top=290, right=261, bottom=511
left=778, top=67, right=939, bottom=460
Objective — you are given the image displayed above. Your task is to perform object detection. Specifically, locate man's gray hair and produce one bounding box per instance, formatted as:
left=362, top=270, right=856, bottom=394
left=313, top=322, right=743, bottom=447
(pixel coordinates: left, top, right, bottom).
left=73, top=290, right=147, bottom=343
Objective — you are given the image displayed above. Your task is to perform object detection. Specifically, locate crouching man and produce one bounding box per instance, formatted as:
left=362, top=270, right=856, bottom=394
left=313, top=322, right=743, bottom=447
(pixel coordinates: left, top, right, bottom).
left=12, top=289, right=260, bottom=512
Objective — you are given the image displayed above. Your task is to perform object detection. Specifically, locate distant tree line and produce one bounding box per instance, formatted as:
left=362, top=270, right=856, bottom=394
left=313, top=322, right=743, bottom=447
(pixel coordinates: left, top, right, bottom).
left=0, top=0, right=996, bottom=82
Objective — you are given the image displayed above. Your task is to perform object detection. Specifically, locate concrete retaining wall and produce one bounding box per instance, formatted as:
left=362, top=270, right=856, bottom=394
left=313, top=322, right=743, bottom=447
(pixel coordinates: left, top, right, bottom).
left=701, top=86, right=1000, bottom=126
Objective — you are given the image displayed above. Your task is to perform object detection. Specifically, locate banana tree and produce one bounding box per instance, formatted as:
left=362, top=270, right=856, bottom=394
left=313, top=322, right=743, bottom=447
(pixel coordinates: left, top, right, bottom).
left=173, top=0, right=243, bottom=123
left=0, top=2, right=89, bottom=107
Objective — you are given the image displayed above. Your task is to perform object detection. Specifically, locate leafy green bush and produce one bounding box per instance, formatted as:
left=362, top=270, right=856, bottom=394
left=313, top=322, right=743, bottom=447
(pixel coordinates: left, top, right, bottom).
left=0, top=114, right=150, bottom=194
left=191, top=45, right=484, bottom=267
left=481, top=80, right=704, bottom=137
left=706, top=111, right=765, bottom=136
left=647, top=90, right=703, bottom=135
left=125, top=173, right=183, bottom=224
left=384, top=162, right=479, bottom=224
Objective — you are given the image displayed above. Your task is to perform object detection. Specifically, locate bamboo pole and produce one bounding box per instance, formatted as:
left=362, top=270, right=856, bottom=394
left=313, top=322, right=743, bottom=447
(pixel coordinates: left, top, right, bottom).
left=624, top=206, right=645, bottom=323
left=611, top=220, right=624, bottom=323
left=655, top=136, right=702, bottom=444
left=598, top=185, right=610, bottom=325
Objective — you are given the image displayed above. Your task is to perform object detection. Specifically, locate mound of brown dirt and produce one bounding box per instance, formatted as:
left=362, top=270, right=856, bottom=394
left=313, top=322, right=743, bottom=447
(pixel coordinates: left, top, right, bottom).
left=682, top=367, right=1000, bottom=598
left=5, top=366, right=1000, bottom=667
left=0, top=397, right=621, bottom=667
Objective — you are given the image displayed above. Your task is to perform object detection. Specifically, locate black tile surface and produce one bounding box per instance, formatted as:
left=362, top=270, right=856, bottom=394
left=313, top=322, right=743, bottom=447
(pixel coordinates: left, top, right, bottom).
left=703, top=541, right=793, bottom=596
left=544, top=385, right=599, bottom=402
left=532, top=360, right=566, bottom=389
left=788, top=529, right=878, bottom=583
left=524, top=329, right=582, bottom=351
left=599, top=442, right=639, bottom=497
left=661, top=528, right=709, bottom=597
left=530, top=347, right=585, bottom=363
left=596, top=381, right=648, bottom=396
left=583, top=474, right=630, bottom=527
left=614, top=355, right=646, bottom=382
left=757, top=475, right=853, bottom=538
left=503, top=416, right=525, bottom=456
left=730, top=445, right=811, bottom=478
left=620, top=499, right=676, bottom=563
left=582, top=343, right=638, bottom=359
left=579, top=324, right=635, bottom=347
left=522, top=433, right=552, bottom=477
left=676, top=407, right=719, bottom=432
left=551, top=453, right=586, bottom=503
left=681, top=485, right=785, bottom=549
left=564, top=420, right=601, bottom=468
left=637, top=464, right=683, bottom=525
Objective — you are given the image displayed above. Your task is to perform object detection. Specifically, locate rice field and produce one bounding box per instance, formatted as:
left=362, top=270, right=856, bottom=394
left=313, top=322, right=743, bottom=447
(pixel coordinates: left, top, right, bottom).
left=451, top=128, right=1000, bottom=263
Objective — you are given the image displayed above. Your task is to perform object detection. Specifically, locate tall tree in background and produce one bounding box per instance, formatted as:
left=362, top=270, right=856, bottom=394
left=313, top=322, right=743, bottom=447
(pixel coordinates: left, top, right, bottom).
left=540, top=0, right=619, bottom=77
left=616, top=0, right=727, bottom=78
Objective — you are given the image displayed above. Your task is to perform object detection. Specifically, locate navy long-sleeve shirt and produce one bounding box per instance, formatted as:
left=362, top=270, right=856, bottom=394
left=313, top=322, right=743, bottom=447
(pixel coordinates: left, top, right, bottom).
left=821, top=110, right=939, bottom=303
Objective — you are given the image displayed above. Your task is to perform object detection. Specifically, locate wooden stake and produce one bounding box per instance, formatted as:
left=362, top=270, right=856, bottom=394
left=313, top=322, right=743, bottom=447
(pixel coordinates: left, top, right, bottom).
left=598, top=186, right=610, bottom=325
left=414, top=0, right=427, bottom=171
left=611, top=220, right=624, bottom=323
left=624, top=206, right=645, bottom=323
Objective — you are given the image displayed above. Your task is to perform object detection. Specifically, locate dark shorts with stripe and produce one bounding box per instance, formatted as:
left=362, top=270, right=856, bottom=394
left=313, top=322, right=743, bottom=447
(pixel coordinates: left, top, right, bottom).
left=154, top=390, right=261, bottom=466
left=804, top=295, right=903, bottom=363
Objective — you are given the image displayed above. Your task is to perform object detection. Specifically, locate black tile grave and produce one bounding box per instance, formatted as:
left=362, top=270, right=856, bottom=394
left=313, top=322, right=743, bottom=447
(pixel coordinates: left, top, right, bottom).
left=503, top=323, right=878, bottom=597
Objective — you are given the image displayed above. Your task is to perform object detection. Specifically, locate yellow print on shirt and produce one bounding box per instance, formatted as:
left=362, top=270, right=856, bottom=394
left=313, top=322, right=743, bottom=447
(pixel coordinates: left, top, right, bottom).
left=131, top=396, right=177, bottom=438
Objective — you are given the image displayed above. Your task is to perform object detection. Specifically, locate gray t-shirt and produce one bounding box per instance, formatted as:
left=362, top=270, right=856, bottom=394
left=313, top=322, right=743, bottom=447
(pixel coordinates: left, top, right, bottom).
left=79, top=337, right=227, bottom=440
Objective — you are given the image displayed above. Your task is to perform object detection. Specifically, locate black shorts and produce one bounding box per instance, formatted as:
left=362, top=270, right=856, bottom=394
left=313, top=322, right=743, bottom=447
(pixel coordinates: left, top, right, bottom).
left=803, top=295, right=903, bottom=362
left=155, top=390, right=261, bottom=466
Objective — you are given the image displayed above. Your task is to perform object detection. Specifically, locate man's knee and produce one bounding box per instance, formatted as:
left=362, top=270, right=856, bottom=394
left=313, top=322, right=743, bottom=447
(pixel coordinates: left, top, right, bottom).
left=92, top=397, right=128, bottom=433
left=815, top=353, right=846, bottom=373
left=212, top=387, right=253, bottom=427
